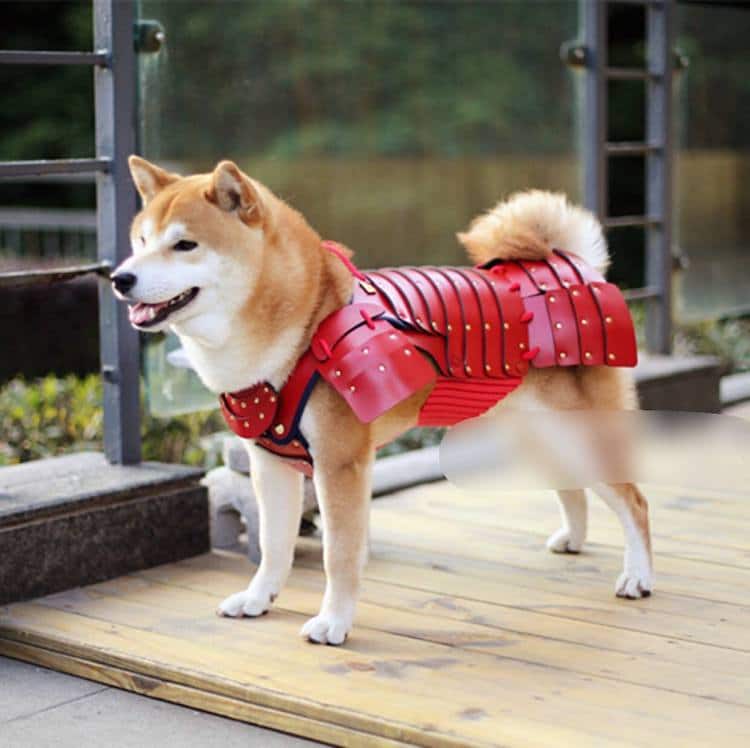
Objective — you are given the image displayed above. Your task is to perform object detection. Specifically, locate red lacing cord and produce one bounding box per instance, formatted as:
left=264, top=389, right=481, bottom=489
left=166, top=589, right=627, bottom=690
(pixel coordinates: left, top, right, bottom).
left=321, top=240, right=367, bottom=281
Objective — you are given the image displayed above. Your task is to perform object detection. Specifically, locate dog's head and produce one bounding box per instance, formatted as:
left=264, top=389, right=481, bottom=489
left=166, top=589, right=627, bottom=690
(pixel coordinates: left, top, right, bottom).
left=112, top=157, right=269, bottom=341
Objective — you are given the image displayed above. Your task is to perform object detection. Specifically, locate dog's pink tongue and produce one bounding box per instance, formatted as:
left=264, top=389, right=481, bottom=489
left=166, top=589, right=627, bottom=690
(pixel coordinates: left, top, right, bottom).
left=129, top=301, right=167, bottom=325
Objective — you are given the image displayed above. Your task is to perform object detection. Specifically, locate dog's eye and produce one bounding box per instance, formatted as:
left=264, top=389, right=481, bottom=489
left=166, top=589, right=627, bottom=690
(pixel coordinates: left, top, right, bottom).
left=173, top=240, right=198, bottom=252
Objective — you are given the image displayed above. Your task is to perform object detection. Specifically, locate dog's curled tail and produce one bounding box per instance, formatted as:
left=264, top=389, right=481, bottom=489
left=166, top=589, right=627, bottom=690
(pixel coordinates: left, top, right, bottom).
left=457, top=190, right=609, bottom=275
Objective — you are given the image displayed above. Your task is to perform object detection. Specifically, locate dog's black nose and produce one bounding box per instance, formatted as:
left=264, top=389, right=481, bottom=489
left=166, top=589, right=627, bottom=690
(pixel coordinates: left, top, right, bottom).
left=111, top=272, right=137, bottom=294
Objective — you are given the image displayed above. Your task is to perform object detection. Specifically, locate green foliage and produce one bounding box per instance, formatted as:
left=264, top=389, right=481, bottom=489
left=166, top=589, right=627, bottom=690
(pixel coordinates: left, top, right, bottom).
left=0, top=375, right=225, bottom=467
left=674, top=318, right=750, bottom=374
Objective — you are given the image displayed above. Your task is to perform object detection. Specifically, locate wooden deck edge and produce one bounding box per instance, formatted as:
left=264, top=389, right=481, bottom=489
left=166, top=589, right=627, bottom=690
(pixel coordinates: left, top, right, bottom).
left=0, top=636, right=414, bottom=748
left=0, top=626, right=473, bottom=748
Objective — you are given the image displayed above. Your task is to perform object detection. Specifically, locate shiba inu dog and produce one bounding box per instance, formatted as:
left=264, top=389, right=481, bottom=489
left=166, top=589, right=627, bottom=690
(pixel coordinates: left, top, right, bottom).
left=112, top=157, right=651, bottom=645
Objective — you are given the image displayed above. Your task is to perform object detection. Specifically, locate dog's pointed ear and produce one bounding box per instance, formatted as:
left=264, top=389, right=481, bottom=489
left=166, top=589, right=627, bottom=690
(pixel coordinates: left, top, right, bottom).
left=206, top=160, right=264, bottom=227
left=128, top=156, right=179, bottom=205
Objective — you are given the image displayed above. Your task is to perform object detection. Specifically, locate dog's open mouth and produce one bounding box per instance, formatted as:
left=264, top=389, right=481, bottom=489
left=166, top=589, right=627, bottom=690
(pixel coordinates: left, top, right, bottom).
left=128, top=287, right=200, bottom=328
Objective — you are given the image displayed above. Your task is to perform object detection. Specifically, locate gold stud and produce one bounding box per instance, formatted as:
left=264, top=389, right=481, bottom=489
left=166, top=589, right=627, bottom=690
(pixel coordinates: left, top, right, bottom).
left=230, top=397, right=236, bottom=405
left=335, top=369, right=342, bottom=377
left=447, top=324, right=452, bottom=332
left=585, top=352, right=592, bottom=360
left=605, top=316, right=613, bottom=324
left=253, top=397, right=260, bottom=404
left=404, top=348, right=412, bottom=356
left=243, top=420, right=249, bottom=427
left=240, top=401, right=247, bottom=408
left=363, top=347, right=369, bottom=355
left=259, top=412, right=265, bottom=419
left=389, top=333, right=398, bottom=340
left=519, top=342, right=526, bottom=350
left=378, top=364, right=386, bottom=372
left=270, top=396, right=277, bottom=403
left=274, top=424, right=285, bottom=435
left=530, top=267, right=537, bottom=273
left=503, top=322, right=510, bottom=330
left=484, top=322, right=491, bottom=331
left=554, top=322, right=563, bottom=330
left=539, top=283, right=547, bottom=290
left=581, top=318, right=588, bottom=326
left=263, top=387, right=269, bottom=393
left=572, top=289, right=580, bottom=297
left=608, top=353, right=616, bottom=361
left=466, top=366, right=472, bottom=374
left=559, top=352, right=567, bottom=360
left=349, top=385, right=356, bottom=392
left=485, top=364, right=492, bottom=372
left=465, top=324, right=471, bottom=331
left=431, top=321, right=439, bottom=330
left=549, top=295, right=556, bottom=303
left=292, top=440, right=300, bottom=447
left=504, top=364, right=511, bottom=372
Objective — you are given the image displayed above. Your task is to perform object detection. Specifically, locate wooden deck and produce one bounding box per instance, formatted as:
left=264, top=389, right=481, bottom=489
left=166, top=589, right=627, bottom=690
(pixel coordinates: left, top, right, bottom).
left=2, top=481, right=749, bottom=747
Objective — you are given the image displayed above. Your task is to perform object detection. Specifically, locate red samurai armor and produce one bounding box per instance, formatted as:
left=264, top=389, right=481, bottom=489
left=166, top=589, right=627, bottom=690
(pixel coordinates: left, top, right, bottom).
left=219, top=242, right=637, bottom=475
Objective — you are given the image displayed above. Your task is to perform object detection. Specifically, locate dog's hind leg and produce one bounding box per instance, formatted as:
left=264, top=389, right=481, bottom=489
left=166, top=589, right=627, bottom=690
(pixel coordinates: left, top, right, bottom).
left=592, top=481, right=652, bottom=599
left=547, top=489, right=588, bottom=554
left=217, top=443, right=304, bottom=618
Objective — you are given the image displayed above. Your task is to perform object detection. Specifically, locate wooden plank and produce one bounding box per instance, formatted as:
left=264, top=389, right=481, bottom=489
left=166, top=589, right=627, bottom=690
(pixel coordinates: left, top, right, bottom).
left=1, top=600, right=665, bottom=748
left=123, top=557, right=750, bottom=707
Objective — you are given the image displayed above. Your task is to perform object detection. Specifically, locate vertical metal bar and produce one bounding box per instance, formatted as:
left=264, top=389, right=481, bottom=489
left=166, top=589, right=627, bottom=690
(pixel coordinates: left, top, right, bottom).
left=645, top=0, right=674, bottom=353
left=582, top=0, right=608, bottom=219
left=94, top=0, right=141, bottom=463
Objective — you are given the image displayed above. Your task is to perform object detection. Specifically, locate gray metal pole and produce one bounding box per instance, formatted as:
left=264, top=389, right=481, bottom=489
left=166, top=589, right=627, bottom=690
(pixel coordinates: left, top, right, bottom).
left=94, top=0, right=141, bottom=463
left=645, top=0, right=674, bottom=354
left=581, top=0, right=607, bottom=219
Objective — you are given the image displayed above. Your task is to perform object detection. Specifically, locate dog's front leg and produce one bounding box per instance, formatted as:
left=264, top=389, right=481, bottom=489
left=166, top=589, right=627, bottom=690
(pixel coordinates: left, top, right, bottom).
left=300, top=454, right=373, bottom=645
left=217, top=442, right=304, bottom=618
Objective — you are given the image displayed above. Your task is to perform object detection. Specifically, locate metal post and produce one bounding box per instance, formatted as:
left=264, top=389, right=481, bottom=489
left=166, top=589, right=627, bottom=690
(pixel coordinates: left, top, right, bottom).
left=94, top=0, right=141, bottom=463
left=581, top=0, right=607, bottom=219
left=645, top=0, right=674, bottom=353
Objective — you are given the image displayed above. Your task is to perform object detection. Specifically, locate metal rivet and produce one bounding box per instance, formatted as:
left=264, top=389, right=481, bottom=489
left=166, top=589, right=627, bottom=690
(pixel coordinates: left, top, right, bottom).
left=378, top=364, right=386, bottom=372
left=605, top=316, right=613, bottom=324
left=447, top=324, right=453, bottom=331
left=389, top=333, right=398, bottom=340
left=530, top=267, right=537, bottom=273
left=404, top=348, right=412, bottom=356
left=504, top=364, right=511, bottom=372
left=503, top=322, right=510, bottom=330
left=608, top=353, right=616, bottom=361
left=539, top=283, right=547, bottom=290
left=585, top=352, right=592, bottom=360
left=466, top=366, right=472, bottom=374
left=349, top=385, right=356, bottom=392
left=274, top=424, right=285, bottom=435
left=253, top=397, right=260, bottom=404
left=465, top=324, right=471, bottom=331
left=485, top=364, right=492, bottom=372
left=572, top=289, right=580, bottom=297
left=549, top=295, right=556, bottom=303
left=554, top=322, right=562, bottom=330
left=230, top=397, right=236, bottom=405
left=416, top=317, right=422, bottom=324
left=581, top=318, right=588, bottom=326
left=259, top=412, right=265, bottom=419
left=292, top=440, right=300, bottom=447
left=484, top=323, right=491, bottom=331
left=240, top=401, right=247, bottom=408
left=363, top=347, right=369, bottom=354
left=335, top=369, right=342, bottom=377
left=263, top=387, right=269, bottom=393
left=243, top=420, right=249, bottom=427
left=519, top=342, right=526, bottom=350
left=563, top=281, right=570, bottom=287
left=559, top=352, right=567, bottom=360
left=431, top=321, right=439, bottom=330
left=270, top=396, right=277, bottom=403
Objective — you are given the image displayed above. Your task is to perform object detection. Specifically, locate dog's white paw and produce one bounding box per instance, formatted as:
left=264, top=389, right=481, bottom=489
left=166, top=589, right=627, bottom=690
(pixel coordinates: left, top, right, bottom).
left=546, top=527, right=583, bottom=554
left=615, top=569, right=652, bottom=599
left=300, top=613, right=352, bottom=645
left=216, top=587, right=276, bottom=618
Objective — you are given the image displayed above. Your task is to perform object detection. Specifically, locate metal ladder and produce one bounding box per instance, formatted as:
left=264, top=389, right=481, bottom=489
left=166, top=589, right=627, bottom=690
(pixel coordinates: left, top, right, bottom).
left=576, top=0, right=675, bottom=353
left=0, top=1, right=141, bottom=463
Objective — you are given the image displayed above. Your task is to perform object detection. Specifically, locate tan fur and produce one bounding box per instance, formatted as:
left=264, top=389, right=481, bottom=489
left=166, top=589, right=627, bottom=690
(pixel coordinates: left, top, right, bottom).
left=457, top=189, right=610, bottom=274
left=116, top=160, right=652, bottom=644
